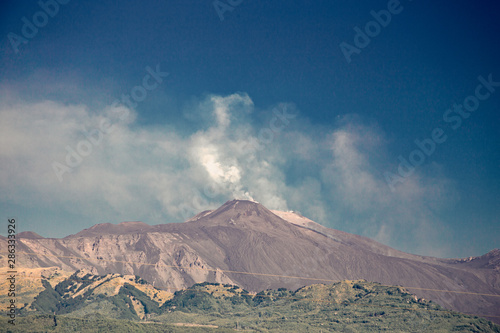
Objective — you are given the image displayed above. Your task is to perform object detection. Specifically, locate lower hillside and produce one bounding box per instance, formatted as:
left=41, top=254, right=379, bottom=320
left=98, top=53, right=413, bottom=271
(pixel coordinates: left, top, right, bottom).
left=26, top=270, right=172, bottom=321
left=0, top=314, right=227, bottom=333
left=2, top=271, right=499, bottom=332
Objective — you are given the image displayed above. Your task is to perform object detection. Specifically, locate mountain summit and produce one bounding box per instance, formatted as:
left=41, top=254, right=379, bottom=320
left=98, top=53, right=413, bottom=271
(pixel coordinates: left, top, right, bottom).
left=185, top=199, right=302, bottom=233
left=6, top=200, right=500, bottom=323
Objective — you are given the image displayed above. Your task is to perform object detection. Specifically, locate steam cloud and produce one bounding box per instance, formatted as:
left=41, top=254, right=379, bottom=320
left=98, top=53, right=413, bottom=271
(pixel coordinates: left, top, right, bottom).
left=0, top=92, right=456, bottom=256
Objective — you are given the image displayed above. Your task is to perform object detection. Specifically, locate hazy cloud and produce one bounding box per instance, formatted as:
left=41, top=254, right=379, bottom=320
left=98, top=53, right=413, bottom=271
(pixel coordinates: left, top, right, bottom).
left=0, top=92, right=457, bottom=256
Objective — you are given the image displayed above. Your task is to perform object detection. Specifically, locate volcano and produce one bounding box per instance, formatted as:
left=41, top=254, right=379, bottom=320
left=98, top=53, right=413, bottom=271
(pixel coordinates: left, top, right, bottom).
left=5, top=199, right=499, bottom=323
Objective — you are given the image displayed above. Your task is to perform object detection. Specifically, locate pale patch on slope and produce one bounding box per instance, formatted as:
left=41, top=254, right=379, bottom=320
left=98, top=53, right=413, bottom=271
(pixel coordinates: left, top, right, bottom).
left=270, top=210, right=322, bottom=228
left=0, top=267, right=72, bottom=308
left=70, top=271, right=174, bottom=306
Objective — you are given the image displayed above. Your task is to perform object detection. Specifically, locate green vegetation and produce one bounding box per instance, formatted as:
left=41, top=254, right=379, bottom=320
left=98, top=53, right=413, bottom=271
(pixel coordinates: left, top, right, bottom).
left=26, top=271, right=165, bottom=321
left=3, top=275, right=499, bottom=333
left=117, top=283, right=162, bottom=318
left=154, top=281, right=500, bottom=332
left=0, top=313, right=229, bottom=332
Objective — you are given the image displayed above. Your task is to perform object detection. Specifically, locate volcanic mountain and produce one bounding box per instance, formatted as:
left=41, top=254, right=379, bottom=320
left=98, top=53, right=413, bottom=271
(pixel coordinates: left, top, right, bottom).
left=5, top=199, right=499, bottom=323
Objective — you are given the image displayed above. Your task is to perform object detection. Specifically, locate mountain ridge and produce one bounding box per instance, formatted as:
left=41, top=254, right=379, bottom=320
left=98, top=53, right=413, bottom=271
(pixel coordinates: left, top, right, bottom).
left=3, top=199, right=499, bottom=324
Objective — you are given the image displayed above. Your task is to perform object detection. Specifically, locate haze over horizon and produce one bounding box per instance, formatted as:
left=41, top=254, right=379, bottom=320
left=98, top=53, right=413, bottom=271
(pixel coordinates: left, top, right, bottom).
left=1, top=1, right=499, bottom=258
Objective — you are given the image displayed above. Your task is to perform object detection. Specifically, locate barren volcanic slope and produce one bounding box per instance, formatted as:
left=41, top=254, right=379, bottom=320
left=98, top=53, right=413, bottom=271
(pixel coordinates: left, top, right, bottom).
left=4, top=200, right=499, bottom=323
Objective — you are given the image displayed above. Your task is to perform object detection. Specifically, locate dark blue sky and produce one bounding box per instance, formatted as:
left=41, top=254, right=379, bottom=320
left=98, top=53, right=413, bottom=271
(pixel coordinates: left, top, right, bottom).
left=1, top=0, right=499, bottom=257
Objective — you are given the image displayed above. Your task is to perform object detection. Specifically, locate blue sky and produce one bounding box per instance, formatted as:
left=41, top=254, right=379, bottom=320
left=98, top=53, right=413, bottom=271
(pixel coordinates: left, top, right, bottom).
left=1, top=0, right=499, bottom=257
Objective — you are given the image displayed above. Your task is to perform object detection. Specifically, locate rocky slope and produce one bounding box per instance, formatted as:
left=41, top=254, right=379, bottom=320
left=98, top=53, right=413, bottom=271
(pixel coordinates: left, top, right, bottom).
left=2, top=199, right=499, bottom=323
